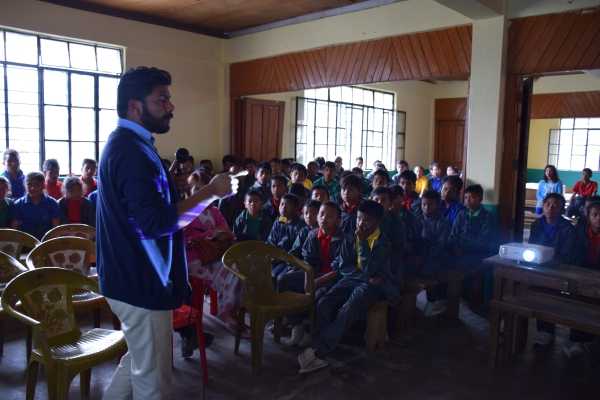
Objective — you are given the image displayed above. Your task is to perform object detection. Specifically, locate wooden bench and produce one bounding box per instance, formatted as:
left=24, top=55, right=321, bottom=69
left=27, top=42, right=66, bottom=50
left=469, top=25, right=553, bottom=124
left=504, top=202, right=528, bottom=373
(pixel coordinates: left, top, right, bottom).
left=366, top=301, right=388, bottom=351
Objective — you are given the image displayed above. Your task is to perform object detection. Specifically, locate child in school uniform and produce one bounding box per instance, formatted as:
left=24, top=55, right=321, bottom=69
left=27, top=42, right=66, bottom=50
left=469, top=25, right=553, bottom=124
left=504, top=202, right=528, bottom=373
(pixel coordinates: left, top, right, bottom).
left=1, top=149, right=25, bottom=200
left=250, top=161, right=273, bottom=201
left=392, top=160, right=409, bottom=185
left=558, top=201, right=600, bottom=358
left=371, top=169, right=390, bottom=191
left=370, top=186, right=407, bottom=282
left=567, top=168, right=598, bottom=218
left=289, top=183, right=309, bottom=206
left=58, top=176, right=95, bottom=226
left=313, top=161, right=341, bottom=204
left=80, top=158, right=98, bottom=197
left=297, top=200, right=399, bottom=373
left=268, top=194, right=307, bottom=278
left=450, top=184, right=497, bottom=262
left=233, top=189, right=273, bottom=241
left=340, top=174, right=363, bottom=236
left=12, top=172, right=60, bottom=239
left=441, top=175, right=465, bottom=225
left=311, top=185, right=330, bottom=203
left=389, top=185, right=418, bottom=257
left=414, top=189, right=452, bottom=316
left=289, top=200, right=321, bottom=258
left=529, top=192, right=576, bottom=347
left=290, top=163, right=313, bottom=190
left=398, top=170, right=422, bottom=215
left=43, top=159, right=62, bottom=200
left=0, top=177, right=13, bottom=228
left=263, top=175, right=288, bottom=220
left=428, top=162, right=443, bottom=193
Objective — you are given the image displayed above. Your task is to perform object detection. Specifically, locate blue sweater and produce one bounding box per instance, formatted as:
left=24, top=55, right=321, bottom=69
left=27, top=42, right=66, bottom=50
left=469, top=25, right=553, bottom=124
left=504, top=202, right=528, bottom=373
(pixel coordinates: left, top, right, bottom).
left=97, top=121, right=189, bottom=310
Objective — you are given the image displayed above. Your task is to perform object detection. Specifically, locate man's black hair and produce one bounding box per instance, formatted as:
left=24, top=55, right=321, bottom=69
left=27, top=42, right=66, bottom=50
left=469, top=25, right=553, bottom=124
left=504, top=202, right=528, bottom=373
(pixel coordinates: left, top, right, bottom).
left=281, top=193, right=300, bottom=209
left=341, top=174, right=362, bottom=190
left=117, top=67, right=171, bottom=118
left=464, top=184, right=484, bottom=198
left=422, top=189, right=441, bottom=202
left=321, top=201, right=342, bottom=218
left=358, top=199, right=385, bottom=220
left=290, top=163, right=307, bottom=175
left=371, top=186, right=391, bottom=198
left=442, top=175, right=464, bottom=191
left=399, top=170, right=417, bottom=184
left=257, top=161, right=272, bottom=174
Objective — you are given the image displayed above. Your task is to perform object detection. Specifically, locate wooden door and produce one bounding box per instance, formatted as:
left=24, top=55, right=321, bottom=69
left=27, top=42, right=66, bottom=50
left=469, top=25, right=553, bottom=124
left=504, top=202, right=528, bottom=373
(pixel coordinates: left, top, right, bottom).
left=434, top=98, right=468, bottom=174
left=232, top=98, right=284, bottom=161
left=435, top=120, right=465, bottom=172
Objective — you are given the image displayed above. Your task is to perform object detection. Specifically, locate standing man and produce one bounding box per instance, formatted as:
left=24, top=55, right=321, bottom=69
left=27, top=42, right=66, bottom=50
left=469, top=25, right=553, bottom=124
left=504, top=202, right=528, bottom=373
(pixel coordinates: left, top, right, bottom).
left=97, top=67, right=233, bottom=399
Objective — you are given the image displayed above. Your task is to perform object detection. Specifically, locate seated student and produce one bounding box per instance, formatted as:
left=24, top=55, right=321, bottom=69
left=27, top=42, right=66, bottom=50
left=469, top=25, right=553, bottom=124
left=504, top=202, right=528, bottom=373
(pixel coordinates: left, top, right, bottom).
left=184, top=171, right=242, bottom=339
left=2, top=149, right=25, bottom=200
left=371, top=169, right=390, bottom=191
left=450, top=184, right=497, bottom=263
left=567, top=168, right=597, bottom=218
left=307, top=161, right=321, bottom=182
left=313, top=161, right=341, bottom=204
left=558, top=200, right=600, bottom=358
left=218, top=190, right=244, bottom=229
left=311, top=185, right=330, bottom=203
left=389, top=185, right=418, bottom=256
left=340, top=174, right=363, bottom=236
left=398, top=170, right=421, bottom=215
left=414, top=190, right=451, bottom=315
left=290, top=182, right=309, bottom=206
left=535, top=165, right=563, bottom=215
left=281, top=159, right=292, bottom=179
left=370, top=186, right=407, bottom=281
left=446, top=165, right=459, bottom=177
left=221, top=154, right=237, bottom=173
left=290, top=163, right=313, bottom=190
left=263, top=175, right=288, bottom=220
left=366, top=161, right=385, bottom=182
left=251, top=161, right=273, bottom=201
left=270, top=158, right=283, bottom=177
left=58, top=176, right=95, bottom=226
left=576, top=195, right=600, bottom=231
left=80, top=158, right=98, bottom=197
left=233, top=189, right=273, bottom=241
left=43, top=159, right=62, bottom=200
left=351, top=167, right=371, bottom=196
left=199, top=159, right=214, bottom=177
left=268, top=194, right=307, bottom=278
left=529, top=193, right=576, bottom=347
left=0, top=177, right=13, bottom=228
left=12, top=172, right=60, bottom=239
left=392, top=160, right=409, bottom=185
left=414, top=165, right=429, bottom=197
left=298, top=200, right=399, bottom=373
left=428, top=161, right=443, bottom=193
left=243, top=158, right=257, bottom=188
left=441, top=175, right=465, bottom=225
left=290, top=200, right=321, bottom=257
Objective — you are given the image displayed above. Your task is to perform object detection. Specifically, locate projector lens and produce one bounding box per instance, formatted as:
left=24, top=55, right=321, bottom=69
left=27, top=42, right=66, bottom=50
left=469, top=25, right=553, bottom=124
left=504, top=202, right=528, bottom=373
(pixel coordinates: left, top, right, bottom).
left=522, top=249, right=536, bottom=262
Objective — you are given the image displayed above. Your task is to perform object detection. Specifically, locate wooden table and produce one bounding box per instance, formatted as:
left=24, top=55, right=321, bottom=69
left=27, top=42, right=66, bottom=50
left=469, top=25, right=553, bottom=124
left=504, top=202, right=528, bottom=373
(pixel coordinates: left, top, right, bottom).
left=484, top=255, right=600, bottom=367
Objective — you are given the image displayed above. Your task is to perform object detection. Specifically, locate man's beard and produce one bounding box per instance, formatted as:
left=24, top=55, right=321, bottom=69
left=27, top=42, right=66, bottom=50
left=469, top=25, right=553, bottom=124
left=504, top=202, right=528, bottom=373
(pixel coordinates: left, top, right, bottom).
left=141, top=105, right=173, bottom=134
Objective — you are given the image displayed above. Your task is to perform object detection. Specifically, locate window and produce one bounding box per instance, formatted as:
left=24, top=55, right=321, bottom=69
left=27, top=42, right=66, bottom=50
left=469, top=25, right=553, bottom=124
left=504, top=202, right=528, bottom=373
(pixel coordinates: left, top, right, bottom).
left=295, top=86, right=405, bottom=169
left=0, top=29, right=123, bottom=174
left=548, top=118, right=600, bottom=171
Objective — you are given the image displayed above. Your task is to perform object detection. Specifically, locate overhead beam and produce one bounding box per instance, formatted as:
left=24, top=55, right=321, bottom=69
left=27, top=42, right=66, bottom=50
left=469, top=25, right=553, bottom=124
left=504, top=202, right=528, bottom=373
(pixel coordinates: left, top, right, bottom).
left=434, top=0, right=505, bottom=19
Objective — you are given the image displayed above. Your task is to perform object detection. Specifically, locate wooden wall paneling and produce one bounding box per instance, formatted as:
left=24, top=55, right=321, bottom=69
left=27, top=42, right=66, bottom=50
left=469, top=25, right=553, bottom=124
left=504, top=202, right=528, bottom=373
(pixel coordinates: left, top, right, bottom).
left=434, top=98, right=467, bottom=121
left=530, top=91, right=600, bottom=119
left=230, top=25, right=472, bottom=97
left=508, top=9, right=600, bottom=75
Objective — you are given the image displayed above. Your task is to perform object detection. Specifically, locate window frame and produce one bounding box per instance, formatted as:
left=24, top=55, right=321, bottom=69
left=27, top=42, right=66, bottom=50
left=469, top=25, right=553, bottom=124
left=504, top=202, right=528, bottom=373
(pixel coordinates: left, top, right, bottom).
left=0, top=28, right=123, bottom=174
left=295, top=86, right=405, bottom=168
left=547, top=118, right=600, bottom=172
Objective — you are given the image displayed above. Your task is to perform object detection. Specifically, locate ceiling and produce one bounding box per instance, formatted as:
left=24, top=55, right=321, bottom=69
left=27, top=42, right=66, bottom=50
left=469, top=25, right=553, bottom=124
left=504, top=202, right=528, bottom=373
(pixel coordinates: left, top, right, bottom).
left=41, top=0, right=394, bottom=38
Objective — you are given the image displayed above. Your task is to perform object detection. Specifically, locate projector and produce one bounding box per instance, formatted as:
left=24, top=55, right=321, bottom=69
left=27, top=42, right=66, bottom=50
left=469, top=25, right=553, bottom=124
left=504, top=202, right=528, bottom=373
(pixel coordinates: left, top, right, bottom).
left=498, top=242, right=555, bottom=264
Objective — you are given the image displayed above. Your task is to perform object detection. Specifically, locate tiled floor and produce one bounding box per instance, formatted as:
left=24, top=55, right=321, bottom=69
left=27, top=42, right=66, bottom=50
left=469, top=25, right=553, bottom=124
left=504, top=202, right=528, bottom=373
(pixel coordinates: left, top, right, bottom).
left=1, top=298, right=599, bottom=400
